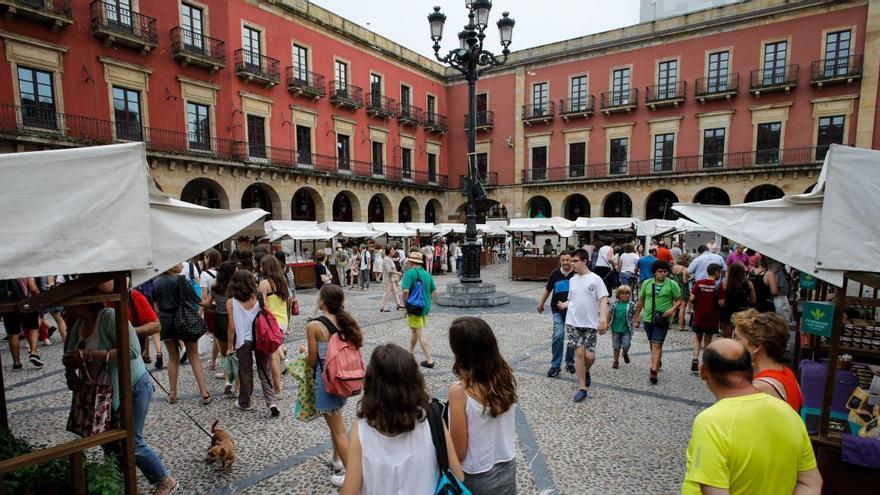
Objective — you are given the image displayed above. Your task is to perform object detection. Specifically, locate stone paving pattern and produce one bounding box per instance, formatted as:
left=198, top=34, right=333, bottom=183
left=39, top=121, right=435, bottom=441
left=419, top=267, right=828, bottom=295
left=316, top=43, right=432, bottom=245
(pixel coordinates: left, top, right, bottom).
left=3, top=263, right=714, bottom=494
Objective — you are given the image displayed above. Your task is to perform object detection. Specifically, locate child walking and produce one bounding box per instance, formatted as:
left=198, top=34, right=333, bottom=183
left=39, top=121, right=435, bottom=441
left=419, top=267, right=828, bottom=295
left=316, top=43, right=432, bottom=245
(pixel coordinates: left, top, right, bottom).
left=608, top=285, right=636, bottom=369
left=689, top=263, right=724, bottom=373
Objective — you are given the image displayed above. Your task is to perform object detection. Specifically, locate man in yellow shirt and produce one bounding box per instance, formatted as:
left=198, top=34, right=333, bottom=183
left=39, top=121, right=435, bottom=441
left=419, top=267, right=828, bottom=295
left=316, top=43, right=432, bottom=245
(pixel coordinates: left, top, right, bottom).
left=683, top=339, right=822, bottom=495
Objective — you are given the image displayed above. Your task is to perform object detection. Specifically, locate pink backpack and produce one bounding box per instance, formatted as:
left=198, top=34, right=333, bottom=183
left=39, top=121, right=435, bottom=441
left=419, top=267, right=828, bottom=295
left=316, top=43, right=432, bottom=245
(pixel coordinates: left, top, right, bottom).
left=252, top=295, right=284, bottom=355
left=318, top=317, right=365, bottom=397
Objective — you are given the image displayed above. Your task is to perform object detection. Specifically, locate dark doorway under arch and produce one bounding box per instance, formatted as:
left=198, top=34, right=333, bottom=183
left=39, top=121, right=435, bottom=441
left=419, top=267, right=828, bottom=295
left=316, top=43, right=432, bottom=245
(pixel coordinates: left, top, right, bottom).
left=645, top=190, right=679, bottom=220
left=603, top=192, right=633, bottom=217
left=745, top=184, right=784, bottom=203
left=564, top=194, right=590, bottom=220
left=693, top=187, right=731, bottom=205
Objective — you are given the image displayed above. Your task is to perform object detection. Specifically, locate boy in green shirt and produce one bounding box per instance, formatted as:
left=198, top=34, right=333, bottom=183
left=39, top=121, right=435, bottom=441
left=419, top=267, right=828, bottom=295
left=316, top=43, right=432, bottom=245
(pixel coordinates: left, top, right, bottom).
left=635, top=260, right=681, bottom=384
left=608, top=285, right=636, bottom=369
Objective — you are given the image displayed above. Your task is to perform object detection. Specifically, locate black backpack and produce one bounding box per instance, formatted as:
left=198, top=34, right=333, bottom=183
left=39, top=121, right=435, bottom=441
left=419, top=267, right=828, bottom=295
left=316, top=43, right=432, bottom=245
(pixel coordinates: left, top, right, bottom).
left=0, top=279, right=25, bottom=303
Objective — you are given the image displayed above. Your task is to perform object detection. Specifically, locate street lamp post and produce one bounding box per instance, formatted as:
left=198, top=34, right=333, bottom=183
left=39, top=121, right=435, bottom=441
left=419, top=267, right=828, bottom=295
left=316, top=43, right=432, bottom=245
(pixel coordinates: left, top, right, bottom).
left=428, top=1, right=514, bottom=285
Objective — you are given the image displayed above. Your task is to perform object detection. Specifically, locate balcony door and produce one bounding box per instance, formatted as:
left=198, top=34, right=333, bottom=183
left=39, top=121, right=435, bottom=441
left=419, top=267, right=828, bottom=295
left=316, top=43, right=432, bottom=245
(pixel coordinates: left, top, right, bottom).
left=824, top=30, right=851, bottom=77
left=762, top=41, right=788, bottom=85
left=181, top=3, right=204, bottom=51
left=570, top=75, right=587, bottom=112
left=242, top=27, right=262, bottom=70
left=756, top=122, right=782, bottom=165
left=113, top=86, right=142, bottom=141
left=106, top=0, right=133, bottom=29
left=292, top=45, right=309, bottom=84
left=18, top=66, right=57, bottom=130
left=612, top=68, right=630, bottom=105
left=532, top=82, right=548, bottom=116
left=246, top=114, right=266, bottom=159
left=707, top=51, right=729, bottom=93
left=531, top=146, right=546, bottom=181
left=335, top=60, right=349, bottom=97
left=370, top=74, right=382, bottom=108
left=657, top=60, right=677, bottom=99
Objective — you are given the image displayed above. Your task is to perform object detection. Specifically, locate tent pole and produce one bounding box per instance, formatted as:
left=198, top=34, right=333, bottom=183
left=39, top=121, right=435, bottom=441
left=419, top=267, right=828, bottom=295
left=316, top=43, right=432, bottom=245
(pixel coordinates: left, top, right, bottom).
left=115, top=272, right=138, bottom=494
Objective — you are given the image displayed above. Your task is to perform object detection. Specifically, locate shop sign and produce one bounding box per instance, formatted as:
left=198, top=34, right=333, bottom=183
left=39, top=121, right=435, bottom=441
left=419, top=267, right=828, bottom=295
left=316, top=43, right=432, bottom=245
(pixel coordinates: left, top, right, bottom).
left=800, top=273, right=818, bottom=290
left=802, top=301, right=835, bottom=337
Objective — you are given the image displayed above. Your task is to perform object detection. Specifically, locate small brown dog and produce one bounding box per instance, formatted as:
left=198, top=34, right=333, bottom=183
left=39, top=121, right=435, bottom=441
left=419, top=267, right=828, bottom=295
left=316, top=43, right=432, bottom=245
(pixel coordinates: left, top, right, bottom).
left=206, top=419, right=236, bottom=472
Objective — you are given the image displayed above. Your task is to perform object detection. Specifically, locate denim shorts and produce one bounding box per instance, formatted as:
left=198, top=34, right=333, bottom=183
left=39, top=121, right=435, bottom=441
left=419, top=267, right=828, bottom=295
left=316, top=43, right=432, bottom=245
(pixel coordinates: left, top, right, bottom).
left=611, top=331, right=632, bottom=351
left=644, top=321, right=670, bottom=344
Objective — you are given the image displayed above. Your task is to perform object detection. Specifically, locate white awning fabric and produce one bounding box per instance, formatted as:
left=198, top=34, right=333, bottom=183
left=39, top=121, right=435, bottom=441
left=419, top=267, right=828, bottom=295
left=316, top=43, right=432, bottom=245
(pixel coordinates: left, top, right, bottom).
left=265, top=220, right=336, bottom=241
left=573, top=217, right=639, bottom=232
left=370, top=222, right=417, bottom=238
left=636, top=219, right=711, bottom=237
left=504, top=217, right=574, bottom=237
left=318, top=221, right=381, bottom=239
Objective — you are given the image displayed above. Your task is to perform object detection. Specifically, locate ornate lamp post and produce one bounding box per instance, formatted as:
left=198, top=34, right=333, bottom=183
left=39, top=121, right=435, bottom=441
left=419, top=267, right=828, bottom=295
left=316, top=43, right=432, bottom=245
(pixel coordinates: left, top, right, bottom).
left=428, top=1, right=514, bottom=285
left=431, top=2, right=513, bottom=307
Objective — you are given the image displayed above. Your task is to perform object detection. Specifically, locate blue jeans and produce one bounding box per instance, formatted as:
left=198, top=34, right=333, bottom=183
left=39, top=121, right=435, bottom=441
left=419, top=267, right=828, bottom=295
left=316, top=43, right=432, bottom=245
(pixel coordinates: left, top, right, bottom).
left=132, top=374, right=169, bottom=484
left=456, top=256, right=463, bottom=276
left=551, top=312, right=575, bottom=368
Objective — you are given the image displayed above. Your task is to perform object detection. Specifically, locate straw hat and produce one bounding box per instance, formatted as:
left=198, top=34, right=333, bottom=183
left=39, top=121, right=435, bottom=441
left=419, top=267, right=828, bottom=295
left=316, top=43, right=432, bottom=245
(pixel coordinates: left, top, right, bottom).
left=407, top=251, right=424, bottom=265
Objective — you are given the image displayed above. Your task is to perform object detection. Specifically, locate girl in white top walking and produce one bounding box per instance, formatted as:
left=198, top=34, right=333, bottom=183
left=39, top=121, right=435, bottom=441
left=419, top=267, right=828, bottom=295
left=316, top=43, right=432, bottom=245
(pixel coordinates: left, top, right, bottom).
left=447, top=317, right=518, bottom=494
left=340, top=344, right=463, bottom=495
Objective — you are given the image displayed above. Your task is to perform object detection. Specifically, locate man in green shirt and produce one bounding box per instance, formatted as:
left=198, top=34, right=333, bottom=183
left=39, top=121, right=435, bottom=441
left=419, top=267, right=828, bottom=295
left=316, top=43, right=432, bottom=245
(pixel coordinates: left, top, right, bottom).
left=401, top=250, right=437, bottom=369
left=635, top=260, right=681, bottom=384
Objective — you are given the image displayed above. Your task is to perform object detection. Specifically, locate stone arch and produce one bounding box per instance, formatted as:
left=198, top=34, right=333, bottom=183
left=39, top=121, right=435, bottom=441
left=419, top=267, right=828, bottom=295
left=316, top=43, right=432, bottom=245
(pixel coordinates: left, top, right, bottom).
left=645, top=189, right=679, bottom=220
left=744, top=184, right=784, bottom=203
left=332, top=191, right=359, bottom=222
left=602, top=192, right=633, bottom=217
left=180, top=178, right=229, bottom=209
left=368, top=193, right=392, bottom=223
left=398, top=196, right=418, bottom=223
left=693, top=187, right=731, bottom=205
left=291, top=187, right=324, bottom=222
left=563, top=193, right=590, bottom=220
left=425, top=198, right=444, bottom=224
left=526, top=195, right=552, bottom=218
left=241, top=183, right=281, bottom=220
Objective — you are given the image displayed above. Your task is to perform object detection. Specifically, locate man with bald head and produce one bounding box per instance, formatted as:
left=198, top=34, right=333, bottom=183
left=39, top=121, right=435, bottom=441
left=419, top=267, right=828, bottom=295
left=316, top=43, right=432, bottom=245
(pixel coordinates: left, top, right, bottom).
left=682, top=339, right=822, bottom=495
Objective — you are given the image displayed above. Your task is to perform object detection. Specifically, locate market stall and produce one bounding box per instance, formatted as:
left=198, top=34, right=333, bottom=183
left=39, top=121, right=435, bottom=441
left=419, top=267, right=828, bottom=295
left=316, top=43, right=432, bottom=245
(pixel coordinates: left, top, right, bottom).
left=265, top=220, right=337, bottom=288
left=505, top=217, right=574, bottom=281
left=673, top=144, right=880, bottom=492
left=572, top=216, right=639, bottom=247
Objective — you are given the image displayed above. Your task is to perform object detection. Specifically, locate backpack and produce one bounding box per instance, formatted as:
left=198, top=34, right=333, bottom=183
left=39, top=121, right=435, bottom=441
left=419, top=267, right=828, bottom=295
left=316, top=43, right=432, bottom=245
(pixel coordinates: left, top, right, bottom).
left=188, top=263, right=203, bottom=298
left=405, top=273, right=427, bottom=316
left=316, top=316, right=365, bottom=398
left=0, top=279, right=25, bottom=303
left=252, top=294, right=284, bottom=354
left=337, top=251, right=348, bottom=264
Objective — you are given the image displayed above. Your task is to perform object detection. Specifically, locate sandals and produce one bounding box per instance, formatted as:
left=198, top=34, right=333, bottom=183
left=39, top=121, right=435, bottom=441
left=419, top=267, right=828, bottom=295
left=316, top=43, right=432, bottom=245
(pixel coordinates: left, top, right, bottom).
left=166, top=392, right=178, bottom=405
left=200, top=395, right=213, bottom=406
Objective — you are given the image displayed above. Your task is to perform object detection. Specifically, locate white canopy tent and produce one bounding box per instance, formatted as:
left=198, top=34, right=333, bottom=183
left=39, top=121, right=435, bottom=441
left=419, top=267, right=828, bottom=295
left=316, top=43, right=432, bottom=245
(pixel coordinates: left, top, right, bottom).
left=636, top=218, right=711, bottom=237
left=369, top=222, right=417, bottom=238
left=318, top=221, right=381, bottom=239
left=504, top=217, right=574, bottom=237
left=0, top=143, right=268, bottom=285
left=432, top=223, right=467, bottom=237
left=264, top=220, right=336, bottom=241
left=673, top=144, right=880, bottom=287
left=404, top=222, right=443, bottom=236
left=573, top=217, right=639, bottom=232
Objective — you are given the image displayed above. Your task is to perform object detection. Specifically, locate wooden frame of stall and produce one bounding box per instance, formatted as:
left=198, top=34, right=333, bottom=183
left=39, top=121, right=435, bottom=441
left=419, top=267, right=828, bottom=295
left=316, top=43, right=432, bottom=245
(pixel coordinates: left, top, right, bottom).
left=0, top=272, right=138, bottom=495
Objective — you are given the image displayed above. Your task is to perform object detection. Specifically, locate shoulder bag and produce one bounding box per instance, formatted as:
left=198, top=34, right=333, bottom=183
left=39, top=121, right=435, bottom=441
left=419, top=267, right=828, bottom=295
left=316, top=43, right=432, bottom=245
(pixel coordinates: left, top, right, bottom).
left=426, top=398, right=472, bottom=495
left=173, top=276, right=206, bottom=342
left=67, top=350, right=112, bottom=437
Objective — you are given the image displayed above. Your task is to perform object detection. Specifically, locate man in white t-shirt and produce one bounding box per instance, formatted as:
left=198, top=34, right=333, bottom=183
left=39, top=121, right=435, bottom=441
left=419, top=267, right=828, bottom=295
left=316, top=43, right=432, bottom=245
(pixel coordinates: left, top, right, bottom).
left=619, top=244, right=641, bottom=290
left=558, top=248, right=609, bottom=402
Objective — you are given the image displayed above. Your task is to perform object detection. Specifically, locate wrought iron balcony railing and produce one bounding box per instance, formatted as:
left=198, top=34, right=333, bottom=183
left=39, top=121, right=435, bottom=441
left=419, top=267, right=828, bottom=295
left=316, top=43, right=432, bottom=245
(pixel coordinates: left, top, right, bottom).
left=464, top=110, right=494, bottom=130
left=329, top=80, right=364, bottom=109
left=458, top=172, right=498, bottom=189
left=695, top=73, right=739, bottom=100
left=0, top=0, right=73, bottom=29
left=559, top=96, right=595, bottom=118
left=397, top=104, right=424, bottom=126
left=285, top=67, right=325, bottom=99
left=423, top=112, right=448, bottom=133
left=810, top=54, right=863, bottom=86
left=170, top=27, right=226, bottom=69
left=90, top=1, right=157, bottom=49
left=645, top=81, right=686, bottom=107
left=600, top=89, right=638, bottom=113
left=366, top=93, right=397, bottom=119
left=521, top=101, right=555, bottom=124
left=749, top=64, right=799, bottom=94
left=234, top=49, right=280, bottom=86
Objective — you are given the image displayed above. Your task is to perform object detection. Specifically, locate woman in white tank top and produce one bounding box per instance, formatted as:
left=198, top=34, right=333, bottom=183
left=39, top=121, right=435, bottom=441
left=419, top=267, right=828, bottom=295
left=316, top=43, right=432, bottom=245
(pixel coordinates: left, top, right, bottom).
left=340, top=344, right=463, bottom=495
left=447, top=317, right=518, bottom=494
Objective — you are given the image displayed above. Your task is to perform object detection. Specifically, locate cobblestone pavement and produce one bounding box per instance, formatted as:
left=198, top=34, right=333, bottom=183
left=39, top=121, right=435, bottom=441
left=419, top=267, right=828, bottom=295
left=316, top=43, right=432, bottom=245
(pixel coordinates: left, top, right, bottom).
left=2, top=263, right=713, bottom=494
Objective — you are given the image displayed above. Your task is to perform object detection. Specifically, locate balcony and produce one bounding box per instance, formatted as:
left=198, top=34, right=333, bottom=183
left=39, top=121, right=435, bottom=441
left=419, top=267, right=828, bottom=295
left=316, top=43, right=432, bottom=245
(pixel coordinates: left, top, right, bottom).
left=458, top=172, right=498, bottom=191
left=90, top=1, right=157, bottom=54
left=749, top=64, right=798, bottom=96
left=520, top=146, right=824, bottom=183
left=397, top=104, right=424, bottom=127
left=600, top=89, right=638, bottom=115
left=521, top=101, right=555, bottom=126
left=645, top=81, right=686, bottom=109
left=329, top=81, right=364, bottom=110
left=170, top=27, right=225, bottom=72
left=234, top=49, right=280, bottom=87
left=695, top=74, right=739, bottom=102
left=559, top=96, right=594, bottom=121
left=423, top=112, right=447, bottom=134
left=464, top=111, right=493, bottom=132
left=285, top=68, right=325, bottom=100
left=365, top=93, right=396, bottom=120
left=0, top=0, right=73, bottom=31
left=810, top=55, right=863, bottom=88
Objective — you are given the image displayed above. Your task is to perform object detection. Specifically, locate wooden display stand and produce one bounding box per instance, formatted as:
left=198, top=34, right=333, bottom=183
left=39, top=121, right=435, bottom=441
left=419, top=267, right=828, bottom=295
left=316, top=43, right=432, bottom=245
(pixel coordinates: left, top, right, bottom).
left=289, top=262, right=317, bottom=289
left=511, top=255, right=558, bottom=281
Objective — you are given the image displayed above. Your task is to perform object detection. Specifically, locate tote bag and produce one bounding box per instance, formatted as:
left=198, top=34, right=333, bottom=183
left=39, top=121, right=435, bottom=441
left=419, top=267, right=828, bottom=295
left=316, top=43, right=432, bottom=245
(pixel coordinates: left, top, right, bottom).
left=67, top=352, right=112, bottom=438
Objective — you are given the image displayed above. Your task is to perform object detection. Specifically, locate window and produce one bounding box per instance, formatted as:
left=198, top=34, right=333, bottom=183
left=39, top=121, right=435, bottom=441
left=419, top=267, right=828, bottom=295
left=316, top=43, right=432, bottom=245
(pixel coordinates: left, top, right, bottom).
left=181, top=3, right=204, bottom=50
left=816, top=115, right=844, bottom=161
left=756, top=122, right=782, bottom=164
left=186, top=102, right=210, bottom=151
left=242, top=27, right=261, bottom=68
left=428, top=152, right=437, bottom=183
left=612, top=68, right=630, bottom=105
left=400, top=85, right=412, bottom=116
left=610, top=138, right=628, bottom=174
left=372, top=141, right=384, bottom=175
left=657, top=60, right=678, bottom=99
left=475, top=152, right=488, bottom=180
left=707, top=51, right=730, bottom=92
left=334, top=60, right=348, bottom=95
left=336, top=134, right=350, bottom=170
left=532, top=82, right=548, bottom=115
left=475, top=93, right=488, bottom=125
left=653, top=133, right=675, bottom=172
left=296, top=125, right=312, bottom=165
left=370, top=73, right=382, bottom=108
left=106, top=0, right=132, bottom=28
left=17, top=66, right=56, bottom=130
left=426, top=95, right=436, bottom=122
left=113, top=86, right=142, bottom=141
left=292, top=45, right=309, bottom=82
left=569, top=142, right=586, bottom=177
left=824, top=30, right=852, bottom=77
left=762, top=41, right=788, bottom=85
left=531, top=146, right=547, bottom=180
left=570, top=75, right=587, bottom=112
left=401, top=148, right=412, bottom=178
left=246, top=114, right=266, bottom=158
left=702, top=128, right=726, bottom=168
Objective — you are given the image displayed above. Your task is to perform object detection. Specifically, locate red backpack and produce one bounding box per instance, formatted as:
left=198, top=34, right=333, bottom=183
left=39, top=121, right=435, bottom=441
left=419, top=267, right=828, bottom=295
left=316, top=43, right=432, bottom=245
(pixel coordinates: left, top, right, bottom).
left=252, top=294, right=284, bottom=355
left=316, top=316, right=365, bottom=397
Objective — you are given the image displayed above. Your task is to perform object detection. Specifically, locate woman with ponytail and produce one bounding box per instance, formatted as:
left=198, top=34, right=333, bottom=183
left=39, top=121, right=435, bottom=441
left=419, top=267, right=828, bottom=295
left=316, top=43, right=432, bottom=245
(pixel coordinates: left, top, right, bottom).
left=301, top=284, right=363, bottom=487
left=448, top=316, right=518, bottom=494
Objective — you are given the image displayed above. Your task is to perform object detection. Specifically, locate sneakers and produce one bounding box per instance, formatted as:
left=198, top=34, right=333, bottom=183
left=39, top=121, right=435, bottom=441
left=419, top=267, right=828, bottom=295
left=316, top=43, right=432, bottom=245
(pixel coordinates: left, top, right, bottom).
left=200, top=395, right=213, bottom=406
left=565, top=364, right=576, bottom=374
left=270, top=405, right=280, bottom=417
left=180, top=351, right=188, bottom=364
left=611, top=360, right=619, bottom=369
left=330, top=473, right=345, bottom=487
left=622, top=351, right=630, bottom=364
left=649, top=369, right=659, bottom=385
left=326, top=456, right=344, bottom=472
left=12, top=363, right=23, bottom=371
left=572, top=389, right=589, bottom=402
left=546, top=367, right=561, bottom=378
left=585, top=371, right=592, bottom=388
left=237, top=403, right=254, bottom=411
left=223, top=383, right=233, bottom=395
left=153, top=476, right=180, bottom=495
left=155, top=353, right=164, bottom=370
left=41, top=339, right=52, bottom=346
left=420, top=360, right=435, bottom=369
left=214, top=369, right=226, bottom=379
left=28, top=354, right=44, bottom=367
left=691, top=359, right=699, bottom=374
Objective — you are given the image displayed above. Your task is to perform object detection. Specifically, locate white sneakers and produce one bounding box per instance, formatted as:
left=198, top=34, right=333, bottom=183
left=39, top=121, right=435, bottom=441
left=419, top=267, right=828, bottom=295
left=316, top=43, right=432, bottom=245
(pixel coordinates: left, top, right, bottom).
left=330, top=473, right=345, bottom=487
left=327, top=455, right=345, bottom=487
left=326, top=455, right=344, bottom=472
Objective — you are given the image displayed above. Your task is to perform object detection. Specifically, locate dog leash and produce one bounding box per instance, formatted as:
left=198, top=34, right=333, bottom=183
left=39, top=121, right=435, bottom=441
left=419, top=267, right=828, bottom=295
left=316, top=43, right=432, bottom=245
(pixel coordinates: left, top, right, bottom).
left=146, top=369, right=214, bottom=439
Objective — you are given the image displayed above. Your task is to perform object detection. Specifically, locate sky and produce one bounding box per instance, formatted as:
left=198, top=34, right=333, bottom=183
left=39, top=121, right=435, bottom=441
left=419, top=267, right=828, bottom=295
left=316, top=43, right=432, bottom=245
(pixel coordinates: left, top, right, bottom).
left=310, top=0, right=641, bottom=60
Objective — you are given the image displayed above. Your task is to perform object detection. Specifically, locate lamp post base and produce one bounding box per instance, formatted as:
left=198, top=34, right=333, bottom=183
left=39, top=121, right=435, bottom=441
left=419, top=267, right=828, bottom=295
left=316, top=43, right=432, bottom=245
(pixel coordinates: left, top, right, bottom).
left=436, top=282, right=511, bottom=308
